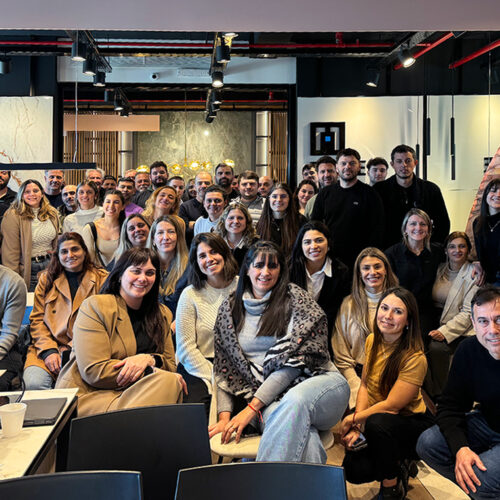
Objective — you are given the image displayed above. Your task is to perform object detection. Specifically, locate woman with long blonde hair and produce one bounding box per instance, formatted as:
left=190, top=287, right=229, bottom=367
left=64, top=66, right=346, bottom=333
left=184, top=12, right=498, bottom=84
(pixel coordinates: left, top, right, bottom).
left=142, top=186, right=185, bottom=233
left=1, top=179, right=60, bottom=291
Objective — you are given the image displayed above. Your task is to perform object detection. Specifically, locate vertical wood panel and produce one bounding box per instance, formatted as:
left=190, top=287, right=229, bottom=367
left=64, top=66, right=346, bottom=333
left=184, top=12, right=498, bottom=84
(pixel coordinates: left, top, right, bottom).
left=269, top=112, right=288, bottom=182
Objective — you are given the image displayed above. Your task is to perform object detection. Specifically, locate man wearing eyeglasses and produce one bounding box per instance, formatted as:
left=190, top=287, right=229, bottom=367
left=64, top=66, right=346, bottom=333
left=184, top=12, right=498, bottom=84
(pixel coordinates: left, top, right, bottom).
left=193, top=185, right=227, bottom=236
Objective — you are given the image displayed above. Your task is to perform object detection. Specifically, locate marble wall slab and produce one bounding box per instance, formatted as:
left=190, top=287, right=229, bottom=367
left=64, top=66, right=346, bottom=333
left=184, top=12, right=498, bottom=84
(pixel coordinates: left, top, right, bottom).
left=135, top=111, right=254, bottom=177
left=0, top=96, right=53, bottom=190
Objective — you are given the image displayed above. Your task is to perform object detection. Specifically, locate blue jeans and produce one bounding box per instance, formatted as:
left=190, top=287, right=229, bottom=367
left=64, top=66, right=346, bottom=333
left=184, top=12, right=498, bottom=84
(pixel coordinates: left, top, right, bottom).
left=23, top=365, right=55, bottom=390
left=417, top=412, right=500, bottom=499
left=256, top=371, right=349, bottom=464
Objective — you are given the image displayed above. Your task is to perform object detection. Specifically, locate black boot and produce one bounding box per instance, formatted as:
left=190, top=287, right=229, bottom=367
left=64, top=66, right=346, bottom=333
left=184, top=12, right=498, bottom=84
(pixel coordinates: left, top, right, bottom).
left=377, top=479, right=405, bottom=500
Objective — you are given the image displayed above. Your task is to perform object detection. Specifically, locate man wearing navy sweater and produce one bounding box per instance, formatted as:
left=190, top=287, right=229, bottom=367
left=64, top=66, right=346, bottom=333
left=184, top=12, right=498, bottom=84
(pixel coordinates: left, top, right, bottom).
left=417, top=285, right=500, bottom=499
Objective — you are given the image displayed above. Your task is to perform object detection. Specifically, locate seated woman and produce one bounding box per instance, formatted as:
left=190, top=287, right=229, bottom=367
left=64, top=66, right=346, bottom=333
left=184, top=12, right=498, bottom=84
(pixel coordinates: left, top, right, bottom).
left=62, top=181, right=103, bottom=233
left=176, top=233, right=239, bottom=414
left=209, top=241, right=349, bottom=463
left=294, top=179, right=318, bottom=216
left=215, top=202, right=258, bottom=267
left=56, top=248, right=185, bottom=417
left=24, top=233, right=108, bottom=390
left=146, top=215, right=188, bottom=316
left=112, top=213, right=150, bottom=263
left=256, top=183, right=306, bottom=256
left=426, top=231, right=478, bottom=398
left=341, top=286, right=433, bottom=499
left=1, top=179, right=60, bottom=291
left=142, top=185, right=185, bottom=233
left=385, top=208, right=443, bottom=339
left=289, top=221, right=350, bottom=338
left=82, top=190, right=124, bottom=269
left=472, top=177, right=500, bottom=286
left=332, top=247, right=399, bottom=409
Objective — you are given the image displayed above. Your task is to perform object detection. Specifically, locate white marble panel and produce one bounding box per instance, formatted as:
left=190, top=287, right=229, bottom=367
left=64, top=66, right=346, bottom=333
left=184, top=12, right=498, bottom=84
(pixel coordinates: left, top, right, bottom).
left=0, top=96, right=53, bottom=191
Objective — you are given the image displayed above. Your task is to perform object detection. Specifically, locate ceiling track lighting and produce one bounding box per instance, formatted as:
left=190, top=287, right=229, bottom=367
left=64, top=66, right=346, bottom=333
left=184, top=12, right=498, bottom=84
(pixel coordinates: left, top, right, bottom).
left=399, top=48, right=416, bottom=68
left=71, top=39, right=87, bottom=62
left=211, top=70, right=224, bottom=88
left=366, top=67, right=380, bottom=87
left=93, top=70, right=106, bottom=87
left=114, top=98, right=124, bottom=111
left=83, top=53, right=97, bottom=76
left=216, top=38, right=231, bottom=63
left=210, top=90, right=222, bottom=105
left=0, top=57, right=12, bottom=75
left=120, top=108, right=130, bottom=117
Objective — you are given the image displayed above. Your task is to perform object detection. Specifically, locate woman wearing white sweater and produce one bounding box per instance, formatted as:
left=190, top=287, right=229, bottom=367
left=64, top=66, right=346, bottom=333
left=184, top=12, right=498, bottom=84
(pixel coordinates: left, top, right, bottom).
left=176, top=233, right=239, bottom=415
left=62, top=181, right=103, bottom=233
left=332, top=247, right=399, bottom=409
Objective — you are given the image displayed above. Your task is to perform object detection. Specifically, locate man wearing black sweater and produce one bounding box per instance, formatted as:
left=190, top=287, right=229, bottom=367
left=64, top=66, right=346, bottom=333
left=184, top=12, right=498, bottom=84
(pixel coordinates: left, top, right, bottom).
left=417, top=286, right=500, bottom=499
left=311, top=148, right=384, bottom=271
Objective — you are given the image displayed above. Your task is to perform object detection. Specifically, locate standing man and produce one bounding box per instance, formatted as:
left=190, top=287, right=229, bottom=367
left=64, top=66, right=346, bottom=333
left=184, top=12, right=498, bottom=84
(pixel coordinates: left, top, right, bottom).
left=311, top=148, right=384, bottom=271
left=58, top=184, right=78, bottom=219
left=117, top=177, right=143, bottom=217
left=86, top=168, right=105, bottom=204
left=150, top=161, right=169, bottom=189
left=44, top=169, right=64, bottom=208
left=366, top=157, right=388, bottom=186
left=258, top=175, right=274, bottom=198
left=417, top=285, right=500, bottom=499
left=102, top=175, right=117, bottom=191
left=304, top=156, right=337, bottom=218
left=179, top=171, right=212, bottom=235
left=194, top=185, right=227, bottom=235
left=302, top=163, right=319, bottom=187
left=132, top=167, right=152, bottom=208
left=168, top=176, right=186, bottom=202
left=0, top=170, right=16, bottom=224
left=215, top=163, right=238, bottom=201
left=234, top=170, right=264, bottom=225
left=374, top=144, right=450, bottom=248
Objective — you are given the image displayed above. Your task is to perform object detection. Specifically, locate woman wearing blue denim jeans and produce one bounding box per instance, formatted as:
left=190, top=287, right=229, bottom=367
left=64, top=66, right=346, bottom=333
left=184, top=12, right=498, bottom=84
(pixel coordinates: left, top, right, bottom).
left=209, top=241, right=350, bottom=464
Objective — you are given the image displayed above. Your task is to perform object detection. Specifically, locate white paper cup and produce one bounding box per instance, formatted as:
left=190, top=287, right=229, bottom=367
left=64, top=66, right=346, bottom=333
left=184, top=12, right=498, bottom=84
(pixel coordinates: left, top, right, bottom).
left=0, top=402, right=27, bottom=438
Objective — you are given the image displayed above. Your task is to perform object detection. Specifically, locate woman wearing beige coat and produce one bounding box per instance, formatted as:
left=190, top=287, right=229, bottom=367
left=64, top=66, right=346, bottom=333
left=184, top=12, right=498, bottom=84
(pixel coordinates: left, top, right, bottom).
left=56, top=247, right=185, bottom=417
left=24, top=232, right=108, bottom=390
left=1, top=179, right=59, bottom=291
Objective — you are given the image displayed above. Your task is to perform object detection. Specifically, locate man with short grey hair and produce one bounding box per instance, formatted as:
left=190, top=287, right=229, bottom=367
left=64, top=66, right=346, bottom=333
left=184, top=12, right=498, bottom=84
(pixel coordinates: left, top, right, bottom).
left=44, top=169, right=64, bottom=208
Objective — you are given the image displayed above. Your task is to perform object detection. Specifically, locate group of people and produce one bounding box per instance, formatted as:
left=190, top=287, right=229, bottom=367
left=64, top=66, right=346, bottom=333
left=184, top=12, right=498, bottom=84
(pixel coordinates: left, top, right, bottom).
left=0, top=146, right=498, bottom=500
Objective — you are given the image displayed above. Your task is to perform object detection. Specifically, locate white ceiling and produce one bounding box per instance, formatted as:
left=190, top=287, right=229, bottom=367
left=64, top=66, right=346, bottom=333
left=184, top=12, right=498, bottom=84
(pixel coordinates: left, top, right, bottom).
left=2, top=0, right=500, bottom=31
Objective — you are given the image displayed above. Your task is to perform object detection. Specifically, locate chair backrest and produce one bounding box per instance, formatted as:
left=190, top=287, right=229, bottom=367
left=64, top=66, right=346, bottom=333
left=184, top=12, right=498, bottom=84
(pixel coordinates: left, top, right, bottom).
left=175, top=462, right=348, bottom=500
left=0, top=471, right=142, bottom=500
left=67, top=404, right=211, bottom=500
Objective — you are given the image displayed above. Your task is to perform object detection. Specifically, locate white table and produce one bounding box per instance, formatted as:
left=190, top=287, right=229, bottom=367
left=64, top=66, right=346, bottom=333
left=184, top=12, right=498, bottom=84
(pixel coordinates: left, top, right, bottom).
left=0, top=388, right=78, bottom=479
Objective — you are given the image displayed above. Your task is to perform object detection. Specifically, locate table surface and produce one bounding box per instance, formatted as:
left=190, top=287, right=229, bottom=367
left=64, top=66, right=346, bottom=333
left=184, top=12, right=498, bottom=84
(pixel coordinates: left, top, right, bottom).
left=0, top=388, right=78, bottom=480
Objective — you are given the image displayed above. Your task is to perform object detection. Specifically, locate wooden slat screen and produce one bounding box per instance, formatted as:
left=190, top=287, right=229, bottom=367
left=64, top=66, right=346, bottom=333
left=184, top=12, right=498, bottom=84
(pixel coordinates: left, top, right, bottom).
left=63, top=131, right=119, bottom=185
left=269, top=112, right=288, bottom=183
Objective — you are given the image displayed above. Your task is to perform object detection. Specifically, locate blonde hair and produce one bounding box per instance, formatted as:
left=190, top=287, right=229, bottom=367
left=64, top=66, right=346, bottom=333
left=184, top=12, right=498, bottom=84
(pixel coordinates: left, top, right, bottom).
left=146, top=215, right=188, bottom=296
left=10, top=179, right=58, bottom=222
left=350, top=247, right=399, bottom=336
left=215, top=202, right=257, bottom=247
left=142, top=186, right=180, bottom=221
left=401, top=208, right=432, bottom=250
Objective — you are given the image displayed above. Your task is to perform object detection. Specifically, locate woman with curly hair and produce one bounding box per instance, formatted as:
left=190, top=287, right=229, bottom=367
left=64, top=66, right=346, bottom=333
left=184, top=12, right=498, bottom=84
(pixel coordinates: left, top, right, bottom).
left=142, top=185, right=185, bottom=233
left=1, top=179, right=60, bottom=291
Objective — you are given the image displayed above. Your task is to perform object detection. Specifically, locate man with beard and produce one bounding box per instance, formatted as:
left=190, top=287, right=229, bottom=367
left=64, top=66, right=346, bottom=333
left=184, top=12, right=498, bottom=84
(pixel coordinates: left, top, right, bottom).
left=234, top=170, right=264, bottom=226
left=311, top=148, right=384, bottom=271
left=58, top=184, right=78, bottom=221
left=258, top=175, right=274, bottom=198
left=215, top=163, right=238, bottom=201
left=0, top=170, right=16, bottom=224
left=304, top=156, right=338, bottom=218
left=44, top=169, right=65, bottom=208
left=132, top=166, right=153, bottom=208
left=150, top=161, right=169, bottom=189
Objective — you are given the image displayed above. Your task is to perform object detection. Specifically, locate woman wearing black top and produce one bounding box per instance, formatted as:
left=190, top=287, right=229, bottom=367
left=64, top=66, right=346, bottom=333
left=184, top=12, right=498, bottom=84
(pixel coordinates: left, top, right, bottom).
left=473, top=177, right=500, bottom=286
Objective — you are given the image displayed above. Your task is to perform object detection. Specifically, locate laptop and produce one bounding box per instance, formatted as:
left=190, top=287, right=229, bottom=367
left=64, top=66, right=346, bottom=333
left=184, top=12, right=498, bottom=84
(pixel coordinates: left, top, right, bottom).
left=0, top=397, right=67, bottom=427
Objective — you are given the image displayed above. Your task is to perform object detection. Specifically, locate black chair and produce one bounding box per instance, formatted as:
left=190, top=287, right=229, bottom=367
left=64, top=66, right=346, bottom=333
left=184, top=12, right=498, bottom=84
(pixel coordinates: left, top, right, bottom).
left=66, top=404, right=211, bottom=500
left=175, top=462, right=348, bottom=500
left=0, top=471, right=142, bottom=500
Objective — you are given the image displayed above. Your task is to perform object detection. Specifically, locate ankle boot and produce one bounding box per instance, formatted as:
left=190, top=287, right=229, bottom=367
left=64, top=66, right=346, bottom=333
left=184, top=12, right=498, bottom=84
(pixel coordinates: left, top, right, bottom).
left=377, top=479, right=405, bottom=500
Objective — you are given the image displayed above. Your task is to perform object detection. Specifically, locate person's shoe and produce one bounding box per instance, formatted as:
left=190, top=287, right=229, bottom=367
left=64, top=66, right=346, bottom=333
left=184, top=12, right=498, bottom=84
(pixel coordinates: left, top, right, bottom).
left=377, top=479, right=405, bottom=499
left=400, top=459, right=418, bottom=495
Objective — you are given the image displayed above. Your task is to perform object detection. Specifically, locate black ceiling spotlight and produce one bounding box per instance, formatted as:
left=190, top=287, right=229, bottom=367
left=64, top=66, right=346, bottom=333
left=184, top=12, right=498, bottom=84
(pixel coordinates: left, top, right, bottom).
left=366, top=67, right=380, bottom=87
left=210, top=89, right=222, bottom=105
left=114, top=98, right=124, bottom=111
left=120, top=108, right=130, bottom=117
left=93, top=70, right=106, bottom=87
left=83, top=52, right=97, bottom=76
left=398, top=47, right=415, bottom=68
left=71, top=33, right=87, bottom=62
left=104, top=89, right=114, bottom=103
left=205, top=114, right=214, bottom=124
left=211, top=70, right=224, bottom=88
left=113, top=88, right=132, bottom=114
left=216, top=37, right=231, bottom=64
left=0, top=57, right=12, bottom=75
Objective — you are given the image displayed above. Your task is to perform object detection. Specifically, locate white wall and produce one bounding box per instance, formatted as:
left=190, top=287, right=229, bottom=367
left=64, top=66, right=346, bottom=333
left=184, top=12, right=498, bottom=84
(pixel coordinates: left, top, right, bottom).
left=297, top=95, right=500, bottom=233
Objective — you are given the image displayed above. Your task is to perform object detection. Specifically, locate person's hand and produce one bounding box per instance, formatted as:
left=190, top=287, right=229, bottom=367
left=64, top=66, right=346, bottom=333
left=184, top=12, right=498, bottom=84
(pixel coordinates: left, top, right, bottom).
left=114, top=354, right=154, bottom=386
left=341, top=413, right=355, bottom=437
left=342, top=428, right=361, bottom=449
left=455, top=446, right=487, bottom=495
left=44, top=353, right=62, bottom=375
left=221, top=407, right=256, bottom=444
left=175, top=373, right=188, bottom=395
left=208, top=416, right=230, bottom=439
left=471, top=261, right=485, bottom=286
left=428, top=330, right=445, bottom=342
left=170, top=320, right=176, bottom=335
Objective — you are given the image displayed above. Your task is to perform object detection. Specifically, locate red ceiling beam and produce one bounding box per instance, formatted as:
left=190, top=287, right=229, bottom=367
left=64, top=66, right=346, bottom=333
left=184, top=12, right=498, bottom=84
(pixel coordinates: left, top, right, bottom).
left=394, top=32, right=454, bottom=70
left=449, top=39, right=500, bottom=69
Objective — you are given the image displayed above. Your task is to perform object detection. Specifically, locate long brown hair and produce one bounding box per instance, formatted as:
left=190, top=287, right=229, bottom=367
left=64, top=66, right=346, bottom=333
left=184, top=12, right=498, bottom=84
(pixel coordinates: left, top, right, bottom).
left=256, top=183, right=301, bottom=255
left=42, top=233, right=100, bottom=297
left=10, top=179, right=58, bottom=222
left=365, top=286, right=423, bottom=398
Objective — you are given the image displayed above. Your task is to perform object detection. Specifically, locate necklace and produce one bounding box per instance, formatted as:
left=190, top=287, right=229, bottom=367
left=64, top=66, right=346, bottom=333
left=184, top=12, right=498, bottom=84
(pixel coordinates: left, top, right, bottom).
left=488, top=219, right=500, bottom=232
